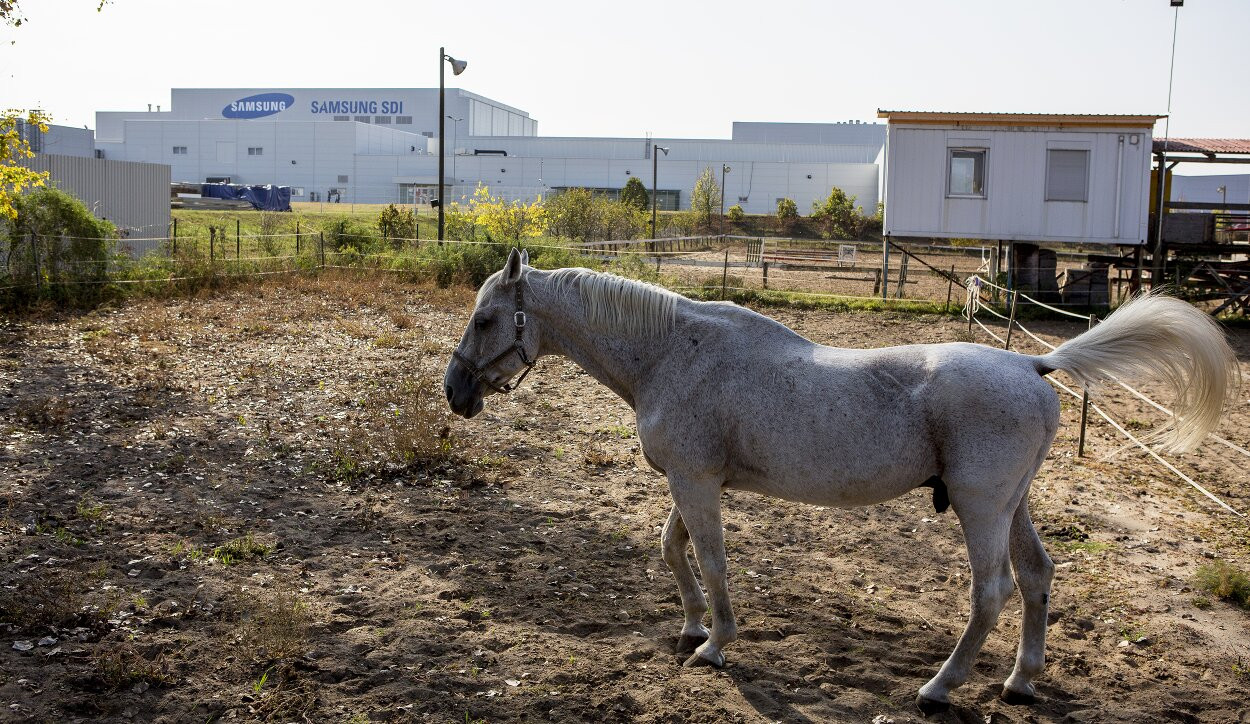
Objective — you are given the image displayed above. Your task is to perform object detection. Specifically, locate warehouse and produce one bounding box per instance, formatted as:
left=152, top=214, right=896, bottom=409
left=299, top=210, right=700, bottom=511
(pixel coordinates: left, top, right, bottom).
left=94, top=88, right=885, bottom=215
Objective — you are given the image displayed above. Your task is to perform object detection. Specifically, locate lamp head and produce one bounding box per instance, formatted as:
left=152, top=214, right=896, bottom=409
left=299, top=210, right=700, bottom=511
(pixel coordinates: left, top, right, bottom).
left=656, top=145, right=670, bottom=156
left=448, top=57, right=468, bottom=75
left=723, top=164, right=732, bottom=173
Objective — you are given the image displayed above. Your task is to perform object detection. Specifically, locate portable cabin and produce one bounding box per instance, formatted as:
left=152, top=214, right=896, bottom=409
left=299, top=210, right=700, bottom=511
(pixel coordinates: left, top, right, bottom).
left=877, top=111, right=1162, bottom=246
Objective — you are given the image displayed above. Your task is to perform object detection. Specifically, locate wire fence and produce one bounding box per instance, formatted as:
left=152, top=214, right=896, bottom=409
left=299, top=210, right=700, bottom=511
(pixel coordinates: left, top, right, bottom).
left=961, top=272, right=1246, bottom=520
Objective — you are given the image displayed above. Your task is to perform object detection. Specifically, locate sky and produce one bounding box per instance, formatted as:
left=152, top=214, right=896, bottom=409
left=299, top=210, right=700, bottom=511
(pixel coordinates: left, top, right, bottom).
left=3, top=0, right=1248, bottom=158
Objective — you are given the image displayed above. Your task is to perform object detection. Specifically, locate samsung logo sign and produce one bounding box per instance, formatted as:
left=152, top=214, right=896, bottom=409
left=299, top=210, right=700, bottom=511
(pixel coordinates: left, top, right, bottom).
left=222, top=93, right=294, bottom=119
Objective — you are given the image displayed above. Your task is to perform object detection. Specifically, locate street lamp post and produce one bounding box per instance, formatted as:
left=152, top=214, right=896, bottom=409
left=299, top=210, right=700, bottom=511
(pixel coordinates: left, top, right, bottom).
left=438, top=47, right=467, bottom=242
left=650, top=144, right=669, bottom=240
left=1217, top=185, right=1227, bottom=207
left=720, top=163, right=731, bottom=234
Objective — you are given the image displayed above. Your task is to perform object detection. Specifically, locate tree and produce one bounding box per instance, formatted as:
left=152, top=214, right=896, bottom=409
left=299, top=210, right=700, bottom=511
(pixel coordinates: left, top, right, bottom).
left=811, top=186, right=865, bottom=240
left=690, top=167, right=721, bottom=227
left=726, top=204, right=744, bottom=223
left=378, top=203, right=417, bottom=243
left=1, top=110, right=50, bottom=220
left=469, top=185, right=545, bottom=241
left=776, top=197, right=798, bottom=234
left=620, top=176, right=648, bottom=211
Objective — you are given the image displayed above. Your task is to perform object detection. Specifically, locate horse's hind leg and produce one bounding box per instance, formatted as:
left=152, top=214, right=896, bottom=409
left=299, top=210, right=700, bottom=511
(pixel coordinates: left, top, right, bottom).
left=660, top=505, right=710, bottom=654
left=916, top=506, right=1014, bottom=715
left=1002, top=498, right=1054, bottom=704
left=666, top=474, right=736, bottom=668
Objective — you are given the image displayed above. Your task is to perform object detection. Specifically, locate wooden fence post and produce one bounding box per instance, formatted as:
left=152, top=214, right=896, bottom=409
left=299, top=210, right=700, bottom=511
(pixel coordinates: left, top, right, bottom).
left=763, top=261, right=769, bottom=290
left=721, top=249, right=729, bottom=300
left=210, top=227, right=215, bottom=262
left=172, top=218, right=178, bottom=257
left=1077, top=313, right=1097, bottom=457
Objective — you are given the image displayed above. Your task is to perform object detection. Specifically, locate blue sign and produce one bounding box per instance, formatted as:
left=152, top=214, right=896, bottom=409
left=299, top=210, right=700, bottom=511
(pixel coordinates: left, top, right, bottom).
left=223, top=93, right=295, bottom=119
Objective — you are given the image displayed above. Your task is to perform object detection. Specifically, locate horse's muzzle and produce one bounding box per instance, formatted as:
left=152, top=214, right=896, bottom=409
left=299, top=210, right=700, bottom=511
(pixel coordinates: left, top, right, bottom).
left=444, top=358, right=484, bottom=419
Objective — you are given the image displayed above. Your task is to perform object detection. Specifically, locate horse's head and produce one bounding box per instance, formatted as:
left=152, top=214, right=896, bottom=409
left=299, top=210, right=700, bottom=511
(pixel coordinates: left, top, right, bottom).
left=444, top=247, right=537, bottom=418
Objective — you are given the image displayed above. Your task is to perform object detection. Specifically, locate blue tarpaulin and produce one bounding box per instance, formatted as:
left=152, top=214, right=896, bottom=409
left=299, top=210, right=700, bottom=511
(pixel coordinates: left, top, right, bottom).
left=201, top=183, right=292, bottom=211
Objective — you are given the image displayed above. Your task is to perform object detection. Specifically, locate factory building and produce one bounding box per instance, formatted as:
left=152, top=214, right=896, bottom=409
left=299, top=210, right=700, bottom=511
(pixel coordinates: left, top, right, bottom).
left=94, top=88, right=886, bottom=215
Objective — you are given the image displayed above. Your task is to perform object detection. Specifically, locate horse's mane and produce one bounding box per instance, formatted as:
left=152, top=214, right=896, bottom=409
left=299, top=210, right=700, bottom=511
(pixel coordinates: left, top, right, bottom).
left=546, top=267, right=679, bottom=338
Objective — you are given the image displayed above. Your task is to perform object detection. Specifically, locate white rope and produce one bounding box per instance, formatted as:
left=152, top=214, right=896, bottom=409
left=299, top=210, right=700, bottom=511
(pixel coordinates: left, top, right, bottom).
left=1047, top=375, right=1245, bottom=518
left=972, top=317, right=1006, bottom=345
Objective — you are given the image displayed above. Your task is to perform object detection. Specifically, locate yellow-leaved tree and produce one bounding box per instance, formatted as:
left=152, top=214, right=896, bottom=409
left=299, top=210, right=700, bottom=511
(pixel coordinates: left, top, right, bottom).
left=0, top=109, right=50, bottom=220
left=469, top=185, right=546, bottom=241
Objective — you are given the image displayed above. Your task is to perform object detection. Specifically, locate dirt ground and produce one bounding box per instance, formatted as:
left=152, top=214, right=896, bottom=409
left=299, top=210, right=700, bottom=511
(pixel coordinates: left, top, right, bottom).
left=1, top=271, right=1248, bottom=723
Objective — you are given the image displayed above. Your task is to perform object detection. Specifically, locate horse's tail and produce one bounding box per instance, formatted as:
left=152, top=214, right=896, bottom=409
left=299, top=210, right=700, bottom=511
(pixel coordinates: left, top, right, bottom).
left=1036, top=292, right=1240, bottom=454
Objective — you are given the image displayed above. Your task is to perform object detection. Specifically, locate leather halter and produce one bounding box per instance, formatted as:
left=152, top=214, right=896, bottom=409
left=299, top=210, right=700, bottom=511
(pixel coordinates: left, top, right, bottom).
left=451, top=281, right=535, bottom=394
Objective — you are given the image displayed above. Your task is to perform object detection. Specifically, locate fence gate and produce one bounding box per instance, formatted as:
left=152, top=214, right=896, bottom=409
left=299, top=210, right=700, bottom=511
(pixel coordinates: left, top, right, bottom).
left=745, top=237, right=764, bottom=266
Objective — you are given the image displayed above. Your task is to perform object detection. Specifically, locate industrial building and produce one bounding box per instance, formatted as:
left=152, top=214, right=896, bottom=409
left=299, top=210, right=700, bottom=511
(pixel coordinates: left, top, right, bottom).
left=94, top=88, right=886, bottom=215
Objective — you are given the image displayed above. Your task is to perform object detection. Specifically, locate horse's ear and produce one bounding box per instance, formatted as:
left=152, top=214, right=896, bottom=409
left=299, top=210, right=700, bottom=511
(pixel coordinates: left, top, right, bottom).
left=520, top=249, right=530, bottom=267
left=503, top=247, right=523, bottom=285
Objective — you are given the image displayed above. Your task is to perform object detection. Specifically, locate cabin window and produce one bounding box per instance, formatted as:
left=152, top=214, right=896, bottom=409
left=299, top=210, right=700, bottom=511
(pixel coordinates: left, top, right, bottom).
left=947, top=149, right=987, bottom=198
left=172, top=146, right=187, bottom=155
left=247, top=147, right=264, bottom=156
left=396, top=116, right=413, bottom=125
left=1046, top=149, right=1089, bottom=202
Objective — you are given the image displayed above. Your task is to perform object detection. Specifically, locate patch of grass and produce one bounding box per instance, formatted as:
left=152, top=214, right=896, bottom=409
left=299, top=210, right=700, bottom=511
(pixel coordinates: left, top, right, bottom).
left=0, top=570, right=101, bottom=633
left=1194, top=560, right=1250, bottom=609
left=235, top=590, right=313, bottom=663
left=15, top=395, right=71, bottom=430
left=389, top=311, right=414, bottom=329
left=1193, top=596, right=1213, bottom=610
left=600, top=423, right=633, bottom=439
left=372, top=332, right=403, bottom=348
left=92, top=642, right=177, bottom=691
left=212, top=533, right=271, bottom=566
left=583, top=441, right=616, bottom=467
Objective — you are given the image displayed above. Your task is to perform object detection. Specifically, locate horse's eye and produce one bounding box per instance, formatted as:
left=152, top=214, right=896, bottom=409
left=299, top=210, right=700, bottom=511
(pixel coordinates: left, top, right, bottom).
left=474, top=318, right=490, bottom=331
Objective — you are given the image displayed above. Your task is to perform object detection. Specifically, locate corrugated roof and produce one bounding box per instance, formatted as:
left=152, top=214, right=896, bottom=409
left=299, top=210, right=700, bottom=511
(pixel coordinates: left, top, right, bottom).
left=877, top=110, right=1163, bottom=127
left=1152, top=138, right=1250, bottom=155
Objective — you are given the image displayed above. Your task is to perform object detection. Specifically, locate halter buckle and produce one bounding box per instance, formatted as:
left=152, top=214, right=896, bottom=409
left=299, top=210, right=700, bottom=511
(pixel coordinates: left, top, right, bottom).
left=514, top=311, right=527, bottom=329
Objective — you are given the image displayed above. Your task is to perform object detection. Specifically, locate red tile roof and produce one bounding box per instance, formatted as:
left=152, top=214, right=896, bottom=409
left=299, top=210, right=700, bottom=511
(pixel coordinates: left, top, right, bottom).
left=1153, top=138, right=1250, bottom=155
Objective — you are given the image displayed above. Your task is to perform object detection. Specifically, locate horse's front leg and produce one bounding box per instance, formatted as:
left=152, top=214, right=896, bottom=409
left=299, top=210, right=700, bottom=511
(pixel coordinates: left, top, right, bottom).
left=661, top=505, right=710, bottom=655
left=666, top=473, right=736, bottom=668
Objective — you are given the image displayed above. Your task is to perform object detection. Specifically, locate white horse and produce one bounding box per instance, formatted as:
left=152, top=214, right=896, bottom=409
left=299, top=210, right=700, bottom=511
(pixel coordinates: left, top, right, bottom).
left=443, top=249, right=1238, bottom=714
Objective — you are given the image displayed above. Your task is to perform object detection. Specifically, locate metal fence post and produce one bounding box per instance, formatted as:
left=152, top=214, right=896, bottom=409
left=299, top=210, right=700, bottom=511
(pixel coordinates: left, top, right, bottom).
left=236, top=219, right=241, bottom=259
left=172, top=218, right=177, bottom=257
left=721, top=249, right=729, bottom=300
left=30, top=234, right=41, bottom=294
left=210, top=227, right=215, bottom=262
left=319, top=231, right=326, bottom=268
left=1004, top=289, right=1018, bottom=349
left=881, top=237, right=889, bottom=301
left=945, top=264, right=955, bottom=313
left=1077, top=313, right=1097, bottom=457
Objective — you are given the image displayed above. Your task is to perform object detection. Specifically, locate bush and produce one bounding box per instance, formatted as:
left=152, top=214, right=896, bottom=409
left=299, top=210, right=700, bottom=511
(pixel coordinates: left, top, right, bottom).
left=776, top=197, right=798, bottom=220
left=321, top=217, right=378, bottom=253
left=727, top=204, right=744, bottom=223
left=544, top=188, right=645, bottom=242
left=1, top=187, right=119, bottom=307
left=620, top=176, right=649, bottom=211
left=378, top=204, right=417, bottom=244
left=811, top=186, right=865, bottom=240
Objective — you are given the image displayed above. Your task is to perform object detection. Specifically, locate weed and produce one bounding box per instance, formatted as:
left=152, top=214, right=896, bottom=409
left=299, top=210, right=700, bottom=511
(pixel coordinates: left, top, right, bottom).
left=1193, top=596, right=1213, bottom=610
left=1052, top=540, right=1110, bottom=555
left=253, top=667, right=271, bottom=694
left=234, top=590, right=313, bottom=662
left=92, top=642, right=177, bottom=690
left=212, top=533, right=271, bottom=566
left=1233, top=656, right=1250, bottom=680
left=583, top=441, right=616, bottom=467
left=476, top=453, right=507, bottom=468
left=0, top=570, right=101, bottom=632
left=372, top=332, right=403, bottom=349
left=601, top=423, right=633, bottom=439
left=15, top=395, right=71, bottom=430
left=1194, top=560, right=1250, bottom=609
left=54, top=526, right=84, bottom=547
left=390, top=311, right=414, bottom=329
left=553, top=445, right=565, bottom=461
left=76, top=496, right=107, bottom=523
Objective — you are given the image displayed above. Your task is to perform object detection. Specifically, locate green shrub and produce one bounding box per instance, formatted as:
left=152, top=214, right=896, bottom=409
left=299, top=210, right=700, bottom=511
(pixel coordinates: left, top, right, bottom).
left=378, top=204, right=417, bottom=243
left=727, top=204, right=744, bottom=223
left=620, top=176, right=649, bottom=211
left=1195, top=561, right=1250, bottom=609
left=776, top=197, right=798, bottom=220
left=1, top=187, right=119, bottom=307
left=322, top=217, right=378, bottom=253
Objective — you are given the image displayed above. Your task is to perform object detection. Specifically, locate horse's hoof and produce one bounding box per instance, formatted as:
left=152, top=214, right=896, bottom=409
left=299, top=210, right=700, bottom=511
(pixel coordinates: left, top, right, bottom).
left=682, top=649, right=724, bottom=668
left=1000, top=687, right=1036, bottom=706
left=915, top=695, right=950, bottom=717
left=675, top=632, right=709, bottom=655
